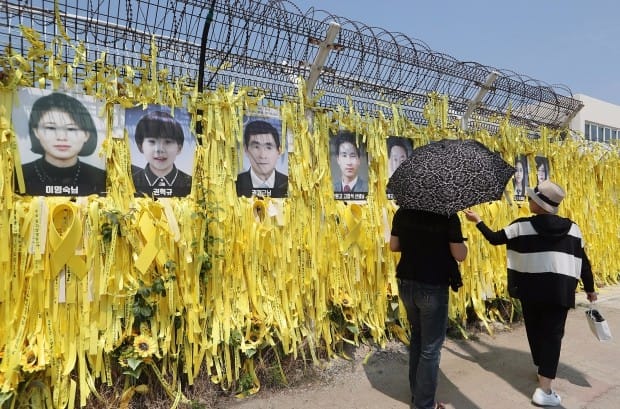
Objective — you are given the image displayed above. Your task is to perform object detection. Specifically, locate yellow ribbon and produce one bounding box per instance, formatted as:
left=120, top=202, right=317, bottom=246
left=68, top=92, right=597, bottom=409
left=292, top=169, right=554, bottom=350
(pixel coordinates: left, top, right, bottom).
left=341, top=204, right=363, bottom=251
left=47, top=203, right=87, bottom=280
left=134, top=206, right=164, bottom=274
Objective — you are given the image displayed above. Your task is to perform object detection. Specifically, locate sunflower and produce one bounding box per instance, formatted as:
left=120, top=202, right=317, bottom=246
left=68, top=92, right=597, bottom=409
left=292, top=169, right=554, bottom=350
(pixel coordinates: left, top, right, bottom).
left=118, top=355, right=130, bottom=368
left=339, top=292, right=353, bottom=307
left=20, top=348, right=41, bottom=373
left=117, top=346, right=134, bottom=367
left=342, top=307, right=356, bottom=323
left=133, top=335, right=158, bottom=358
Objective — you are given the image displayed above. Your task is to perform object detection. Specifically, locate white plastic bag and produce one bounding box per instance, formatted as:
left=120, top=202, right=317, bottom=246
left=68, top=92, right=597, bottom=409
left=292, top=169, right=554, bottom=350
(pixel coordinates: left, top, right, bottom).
left=586, top=306, right=612, bottom=341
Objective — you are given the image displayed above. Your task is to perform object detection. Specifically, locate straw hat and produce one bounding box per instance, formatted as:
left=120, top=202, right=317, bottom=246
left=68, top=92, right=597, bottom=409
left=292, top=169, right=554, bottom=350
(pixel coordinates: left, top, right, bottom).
left=526, top=180, right=565, bottom=214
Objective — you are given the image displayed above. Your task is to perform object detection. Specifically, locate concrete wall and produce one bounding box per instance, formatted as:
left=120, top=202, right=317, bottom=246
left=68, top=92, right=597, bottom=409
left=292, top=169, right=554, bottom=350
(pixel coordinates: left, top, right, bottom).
left=571, top=94, right=620, bottom=136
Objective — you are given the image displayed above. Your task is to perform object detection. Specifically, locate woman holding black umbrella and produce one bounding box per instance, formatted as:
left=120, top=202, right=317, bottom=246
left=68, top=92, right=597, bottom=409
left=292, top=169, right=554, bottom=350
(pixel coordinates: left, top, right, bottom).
left=390, top=208, right=467, bottom=409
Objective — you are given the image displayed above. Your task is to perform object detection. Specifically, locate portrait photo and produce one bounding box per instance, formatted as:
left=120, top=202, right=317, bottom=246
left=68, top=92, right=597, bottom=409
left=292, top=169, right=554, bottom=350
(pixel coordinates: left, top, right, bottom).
left=236, top=107, right=289, bottom=199
left=125, top=105, right=195, bottom=198
left=329, top=129, right=369, bottom=201
left=12, top=88, right=108, bottom=196
left=513, top=154, right=529, bottom=201
left=386, top=136, right=413, bottom=200
left=534, top=155, right=550, bottom=187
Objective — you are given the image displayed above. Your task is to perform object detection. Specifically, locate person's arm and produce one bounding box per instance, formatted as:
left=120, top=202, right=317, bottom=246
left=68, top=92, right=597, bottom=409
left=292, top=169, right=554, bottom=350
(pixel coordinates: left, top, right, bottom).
left=579, top=249, right=598, bottom=302
left=389, top=208, right=402, bottom=252
left=449, top=242, right=467, bottom=262
left=463, top=209, right=508, bottom=245
left=447, top=214, right=468, bottom=262
left=389, top=235, right=400, bottom=252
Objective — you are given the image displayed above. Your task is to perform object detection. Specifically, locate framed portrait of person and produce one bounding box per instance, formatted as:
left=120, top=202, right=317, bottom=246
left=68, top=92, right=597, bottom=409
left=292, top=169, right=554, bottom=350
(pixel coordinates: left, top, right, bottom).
left=386, top=136, right=413, bottom=200
left=12, top=87, right=110, bottom=196
left=125, top=105, right=196, bottom=198
left=534, top=155, right=550, bottom=187
left=236, top=106, right=289, bottom=199
left=329, top=129, right=369, bottom=202
left=513, top=154, right=529, bottom=201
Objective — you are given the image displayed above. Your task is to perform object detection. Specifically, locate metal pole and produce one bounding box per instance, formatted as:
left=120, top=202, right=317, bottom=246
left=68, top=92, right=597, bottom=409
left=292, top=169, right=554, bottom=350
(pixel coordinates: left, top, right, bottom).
left=461, top=71, right=499, bottom=130
left=305, top=22, right=341, bottom=97
left=196, top=0, right=217, bottom=140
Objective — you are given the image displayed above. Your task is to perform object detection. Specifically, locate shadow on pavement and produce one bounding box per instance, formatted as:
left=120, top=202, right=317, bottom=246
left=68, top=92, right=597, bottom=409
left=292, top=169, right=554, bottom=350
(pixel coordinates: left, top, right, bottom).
left=362, top=348, right=479, bottom=409
left=363, top=334, right=591, bottom=409
left=446, top=337, right=591, bottom=392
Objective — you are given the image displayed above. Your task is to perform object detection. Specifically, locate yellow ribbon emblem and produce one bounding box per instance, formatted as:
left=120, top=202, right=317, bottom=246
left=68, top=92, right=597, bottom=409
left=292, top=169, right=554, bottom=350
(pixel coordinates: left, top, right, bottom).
left=48, top=203, right=87, bottom=280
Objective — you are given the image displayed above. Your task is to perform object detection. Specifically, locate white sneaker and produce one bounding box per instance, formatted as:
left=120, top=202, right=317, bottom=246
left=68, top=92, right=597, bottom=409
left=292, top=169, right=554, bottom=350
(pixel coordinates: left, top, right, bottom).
left=532, top=387, right=561, bottom=406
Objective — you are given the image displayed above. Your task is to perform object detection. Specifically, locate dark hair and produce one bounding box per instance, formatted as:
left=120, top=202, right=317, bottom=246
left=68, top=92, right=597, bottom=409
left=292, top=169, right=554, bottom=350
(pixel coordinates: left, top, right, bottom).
left=333, top=130, right=361, bottom=156
left=243, top=120, right=280, bottom=149
left=28, top=92, right=98, bottom=156
left=535, top=156, right=548, bottom=171
left=535, top=156, right=549, bottom=186
left=387, top=136, right=409, bottom=157
left=515, top=155, right=528, bottom=168
left=134, top=111, right=185, bottom=152
left=514, top=155, right=528, bottom=190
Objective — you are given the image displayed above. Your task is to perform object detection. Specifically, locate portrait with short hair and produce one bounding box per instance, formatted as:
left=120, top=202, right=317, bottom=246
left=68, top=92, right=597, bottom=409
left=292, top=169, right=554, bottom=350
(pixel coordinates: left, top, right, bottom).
left=236, top=107, right=289, bottom=198
left=329, top=129, right=369, bottom=201
left=126, top=105, right=195, bottom=198
left=12, top=88, right=108, bottom=196
left=386, top=136, right=412, bottom=200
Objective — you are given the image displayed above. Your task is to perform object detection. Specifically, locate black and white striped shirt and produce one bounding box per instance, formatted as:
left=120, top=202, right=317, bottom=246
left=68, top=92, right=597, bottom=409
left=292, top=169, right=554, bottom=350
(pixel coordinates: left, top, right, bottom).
left=476, top=214, right=594, bottom=308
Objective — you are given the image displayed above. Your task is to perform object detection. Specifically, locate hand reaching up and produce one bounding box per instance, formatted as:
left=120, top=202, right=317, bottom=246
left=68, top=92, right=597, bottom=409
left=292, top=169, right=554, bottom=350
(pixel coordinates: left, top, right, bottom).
left=463, top=209, right=481, bottom=223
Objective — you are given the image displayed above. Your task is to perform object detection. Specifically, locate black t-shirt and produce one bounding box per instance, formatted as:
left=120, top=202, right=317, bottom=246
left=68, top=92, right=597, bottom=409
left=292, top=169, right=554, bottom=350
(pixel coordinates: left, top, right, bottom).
left=391, top=208, right=464, bottom=285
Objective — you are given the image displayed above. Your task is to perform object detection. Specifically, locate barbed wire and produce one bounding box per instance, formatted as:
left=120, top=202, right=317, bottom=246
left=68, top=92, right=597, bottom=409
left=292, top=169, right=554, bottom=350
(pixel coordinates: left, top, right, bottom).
left=0, top=0, right=583, bottom=130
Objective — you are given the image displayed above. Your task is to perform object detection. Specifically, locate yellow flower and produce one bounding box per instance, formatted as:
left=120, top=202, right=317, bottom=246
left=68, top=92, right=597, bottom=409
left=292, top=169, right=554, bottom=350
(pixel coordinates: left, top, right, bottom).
left=20, top=348, right=42, bottom=373
left=118, top=356, right=129, bottom=367
left=339, top=292, right=354, bottom=307
left=133, top=335, right=157, bottom=358
left=342, top=307, right=356, bottom=323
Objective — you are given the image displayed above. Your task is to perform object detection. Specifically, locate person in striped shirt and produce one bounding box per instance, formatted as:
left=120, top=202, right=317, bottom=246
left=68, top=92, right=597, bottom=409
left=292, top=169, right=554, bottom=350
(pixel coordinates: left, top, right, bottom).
left=464, top=180, right=597, bottom=407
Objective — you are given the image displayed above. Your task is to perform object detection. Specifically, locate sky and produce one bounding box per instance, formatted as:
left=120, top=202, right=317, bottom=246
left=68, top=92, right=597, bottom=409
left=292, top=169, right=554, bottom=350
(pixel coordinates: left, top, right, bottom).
left=290, top=0, right=620, bottom=105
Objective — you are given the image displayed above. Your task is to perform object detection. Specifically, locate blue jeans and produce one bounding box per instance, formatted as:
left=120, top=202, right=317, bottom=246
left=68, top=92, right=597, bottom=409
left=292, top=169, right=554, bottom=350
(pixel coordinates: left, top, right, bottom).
left=398, top=279, right=449, bottom=409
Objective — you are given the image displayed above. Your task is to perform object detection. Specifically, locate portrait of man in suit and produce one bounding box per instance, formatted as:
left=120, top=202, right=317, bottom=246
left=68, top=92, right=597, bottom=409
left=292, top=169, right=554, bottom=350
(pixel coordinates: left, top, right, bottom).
left=386, top=136, right=412, bottom=200
left=236, top=119, right=288, bottom=198
left=330, top=130, right=369, bottom=200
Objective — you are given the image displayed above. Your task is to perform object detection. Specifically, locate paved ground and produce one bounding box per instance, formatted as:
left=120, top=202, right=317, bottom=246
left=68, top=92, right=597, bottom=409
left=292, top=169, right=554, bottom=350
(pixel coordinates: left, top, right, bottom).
left=222, top=284, right=620, bottom=409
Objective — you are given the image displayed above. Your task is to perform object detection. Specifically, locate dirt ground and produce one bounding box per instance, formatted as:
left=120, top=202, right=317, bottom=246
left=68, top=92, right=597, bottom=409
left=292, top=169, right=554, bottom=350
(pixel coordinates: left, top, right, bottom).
left=214, top=285, right=620, bottom=409
left=217, top=338, right=414, bottom=409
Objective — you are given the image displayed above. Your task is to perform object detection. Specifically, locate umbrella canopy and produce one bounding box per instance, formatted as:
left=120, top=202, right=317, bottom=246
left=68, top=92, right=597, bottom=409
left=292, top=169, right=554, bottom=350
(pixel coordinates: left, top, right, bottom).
left=387, top=139, right=515, bottom=215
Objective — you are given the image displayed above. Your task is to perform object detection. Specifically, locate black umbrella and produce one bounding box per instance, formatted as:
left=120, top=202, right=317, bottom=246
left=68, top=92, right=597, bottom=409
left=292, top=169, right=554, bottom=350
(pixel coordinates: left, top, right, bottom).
left=387, top=139, right=515, bottom=215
